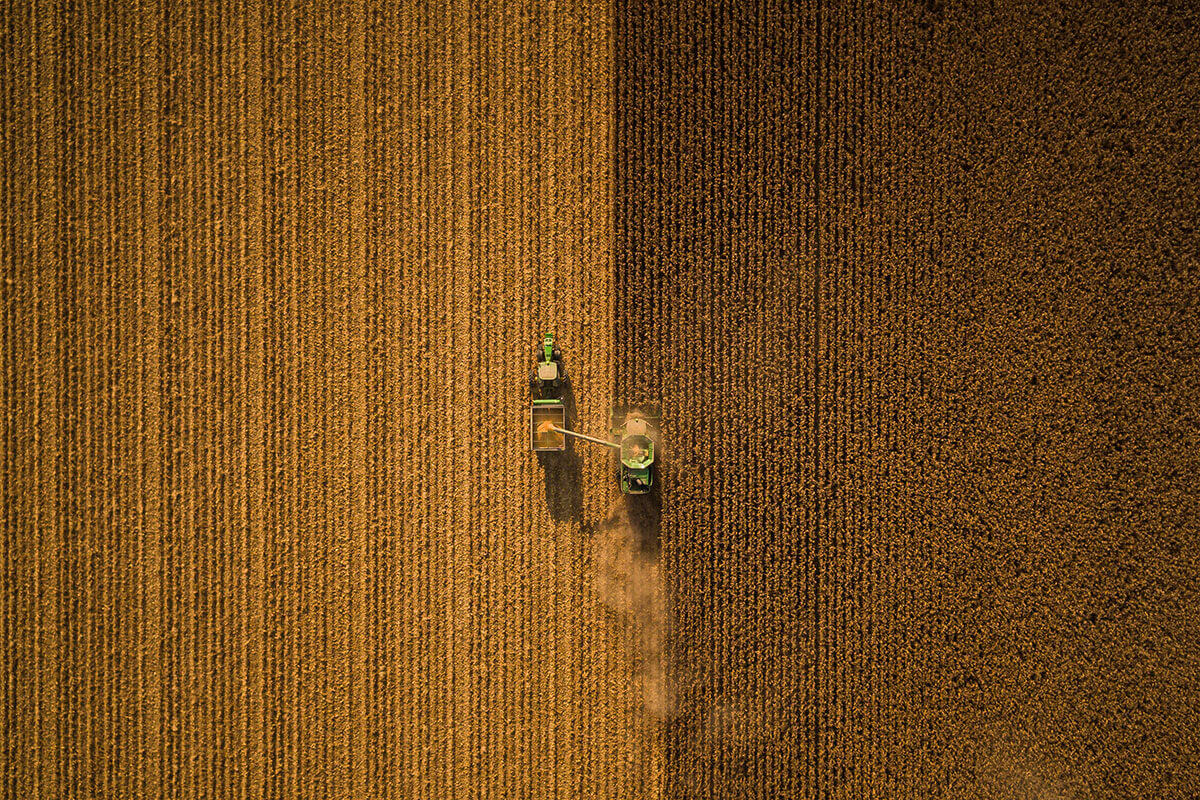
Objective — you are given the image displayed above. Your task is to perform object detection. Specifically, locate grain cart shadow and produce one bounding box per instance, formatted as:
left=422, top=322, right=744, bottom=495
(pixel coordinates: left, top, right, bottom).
left=535, top=380, right=583, bottom=523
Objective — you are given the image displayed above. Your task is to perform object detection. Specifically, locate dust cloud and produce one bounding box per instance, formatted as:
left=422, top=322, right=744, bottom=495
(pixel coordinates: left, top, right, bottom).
left=592, top=498, right=676, bottom=720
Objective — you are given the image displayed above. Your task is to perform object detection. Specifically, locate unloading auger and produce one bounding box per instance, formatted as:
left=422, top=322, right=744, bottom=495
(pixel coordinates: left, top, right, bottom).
left=527, top=334, right=656, bottom=496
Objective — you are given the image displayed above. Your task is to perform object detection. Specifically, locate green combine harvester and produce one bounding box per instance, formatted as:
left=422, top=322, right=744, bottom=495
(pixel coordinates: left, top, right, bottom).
left=528, top=337, right=656, bottom=495
left=612, top=410, right=655, bottom=495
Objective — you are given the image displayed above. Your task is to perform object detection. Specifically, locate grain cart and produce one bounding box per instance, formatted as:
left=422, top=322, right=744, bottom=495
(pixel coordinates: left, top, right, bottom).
left=529, top=334, right=568, bottom=453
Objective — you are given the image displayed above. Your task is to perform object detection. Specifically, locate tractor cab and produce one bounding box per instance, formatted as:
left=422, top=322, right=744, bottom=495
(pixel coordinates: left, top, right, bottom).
left=620, top=435, right=653, bottom=468
left=530, top=333, right=567, bottom=397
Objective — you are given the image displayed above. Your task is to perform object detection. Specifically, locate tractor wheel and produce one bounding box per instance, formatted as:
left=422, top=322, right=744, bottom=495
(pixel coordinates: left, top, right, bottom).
left=552, top=347, right=562, bottom=362
left=528, top=370, right=538, bottom=389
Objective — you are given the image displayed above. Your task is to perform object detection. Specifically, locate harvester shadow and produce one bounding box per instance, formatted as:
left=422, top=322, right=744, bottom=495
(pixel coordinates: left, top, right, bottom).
left=536, top=379, right=582, bottom=523
left=624, top=490, right=661, bottom=562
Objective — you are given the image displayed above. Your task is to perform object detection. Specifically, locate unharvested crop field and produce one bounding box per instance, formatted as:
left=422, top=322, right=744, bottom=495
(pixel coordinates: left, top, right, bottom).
left=4, top=0, right=1199, bottom=798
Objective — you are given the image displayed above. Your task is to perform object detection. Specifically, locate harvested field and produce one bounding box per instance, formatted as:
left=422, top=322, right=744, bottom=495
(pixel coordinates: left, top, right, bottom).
left=4, top=1, right=1199, bottom=799
left=3, top=1, right=659, bottom=797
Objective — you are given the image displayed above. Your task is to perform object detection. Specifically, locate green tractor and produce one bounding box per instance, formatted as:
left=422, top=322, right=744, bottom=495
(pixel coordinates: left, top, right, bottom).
left=529, top=334, right=567, bottom=397
left=529, top=334, right=568, bottom=453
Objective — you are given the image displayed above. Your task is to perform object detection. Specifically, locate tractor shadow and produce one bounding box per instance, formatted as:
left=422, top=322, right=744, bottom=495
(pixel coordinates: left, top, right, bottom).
left=535, top=379, right=582, bottom=523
